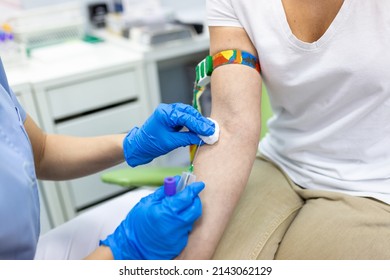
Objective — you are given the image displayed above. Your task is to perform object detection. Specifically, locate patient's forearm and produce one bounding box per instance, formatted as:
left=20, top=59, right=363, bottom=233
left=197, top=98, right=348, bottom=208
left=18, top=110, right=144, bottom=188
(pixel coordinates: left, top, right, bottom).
left=180, top=130, right=259, bottom=259
left=177, top=66, right=261, bottom=259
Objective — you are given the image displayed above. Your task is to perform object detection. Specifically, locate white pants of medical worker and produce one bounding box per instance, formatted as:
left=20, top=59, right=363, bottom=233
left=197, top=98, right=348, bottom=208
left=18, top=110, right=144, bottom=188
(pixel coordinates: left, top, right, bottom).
left=34, top=187, right=155, bottom=260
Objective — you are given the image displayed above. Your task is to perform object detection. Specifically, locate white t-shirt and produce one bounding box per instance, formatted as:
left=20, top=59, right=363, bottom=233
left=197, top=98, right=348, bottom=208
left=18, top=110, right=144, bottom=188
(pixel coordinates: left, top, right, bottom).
left=207, top=0, right=390, bottom=203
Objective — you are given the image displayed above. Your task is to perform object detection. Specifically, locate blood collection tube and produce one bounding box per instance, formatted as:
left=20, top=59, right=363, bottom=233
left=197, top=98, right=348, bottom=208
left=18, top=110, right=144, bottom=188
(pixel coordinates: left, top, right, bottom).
left=164, top=176, right=176, bottom=196
left=176, top=172, right=196, bottom=193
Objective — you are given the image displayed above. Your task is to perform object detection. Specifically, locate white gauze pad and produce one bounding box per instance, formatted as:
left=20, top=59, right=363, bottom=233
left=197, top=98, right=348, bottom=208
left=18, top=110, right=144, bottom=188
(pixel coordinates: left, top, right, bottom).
left=199, top=118, right=220, bottom=145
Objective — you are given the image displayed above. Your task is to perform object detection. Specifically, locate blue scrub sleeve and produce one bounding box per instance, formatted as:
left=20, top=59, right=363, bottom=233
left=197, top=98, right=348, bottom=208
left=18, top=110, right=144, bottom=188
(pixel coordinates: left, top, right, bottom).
left=9, top=88, right=27, bottom=121
left=0, top=58, right=39, bottom=259
left=0, top=58, right=26, bottom=121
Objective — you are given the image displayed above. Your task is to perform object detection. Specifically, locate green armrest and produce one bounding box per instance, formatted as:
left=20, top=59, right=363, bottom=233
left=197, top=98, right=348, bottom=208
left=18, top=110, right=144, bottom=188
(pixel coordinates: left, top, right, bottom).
left=261, top=85, right=272, bottom=139
left=101, top=166, right=188, bottom=188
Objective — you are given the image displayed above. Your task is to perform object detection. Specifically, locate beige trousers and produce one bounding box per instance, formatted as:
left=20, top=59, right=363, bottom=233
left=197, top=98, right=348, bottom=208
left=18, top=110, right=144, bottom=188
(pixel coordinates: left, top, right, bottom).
left=212, top=156, right=390, bottom=260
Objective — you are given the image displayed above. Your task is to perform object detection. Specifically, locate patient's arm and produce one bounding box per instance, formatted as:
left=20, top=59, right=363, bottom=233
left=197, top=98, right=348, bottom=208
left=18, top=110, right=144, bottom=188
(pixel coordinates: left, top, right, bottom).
left=176, top=26, right=262, bottom=259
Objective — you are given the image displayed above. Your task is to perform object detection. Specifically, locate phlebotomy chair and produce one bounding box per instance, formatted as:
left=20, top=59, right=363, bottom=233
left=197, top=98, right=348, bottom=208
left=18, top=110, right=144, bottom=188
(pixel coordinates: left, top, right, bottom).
left=101, top=86, right=273, bottom=188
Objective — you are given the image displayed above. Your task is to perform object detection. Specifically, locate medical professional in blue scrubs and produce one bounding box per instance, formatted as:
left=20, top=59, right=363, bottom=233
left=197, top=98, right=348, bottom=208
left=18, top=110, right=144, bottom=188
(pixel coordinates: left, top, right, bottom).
left=0, top=58, right=215, bottom=260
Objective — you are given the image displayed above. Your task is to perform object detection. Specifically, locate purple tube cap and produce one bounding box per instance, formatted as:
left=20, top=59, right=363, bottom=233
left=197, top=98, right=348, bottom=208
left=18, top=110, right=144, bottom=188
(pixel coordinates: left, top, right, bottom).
left=164, top=176, right=176, bottom=196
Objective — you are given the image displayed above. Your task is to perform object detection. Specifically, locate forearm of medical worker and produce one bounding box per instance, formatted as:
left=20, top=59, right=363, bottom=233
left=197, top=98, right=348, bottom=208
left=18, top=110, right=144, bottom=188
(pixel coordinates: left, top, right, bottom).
left=24, top=114, right=125, bottom=180
left=24, top=103, right=215, bottom=180
left=176, top=26, right=262, bottom=259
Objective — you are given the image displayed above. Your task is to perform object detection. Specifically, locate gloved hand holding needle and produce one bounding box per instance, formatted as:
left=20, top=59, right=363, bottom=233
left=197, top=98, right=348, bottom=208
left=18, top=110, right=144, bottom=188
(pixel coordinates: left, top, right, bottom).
left=100, top=178, right=205, bottom=260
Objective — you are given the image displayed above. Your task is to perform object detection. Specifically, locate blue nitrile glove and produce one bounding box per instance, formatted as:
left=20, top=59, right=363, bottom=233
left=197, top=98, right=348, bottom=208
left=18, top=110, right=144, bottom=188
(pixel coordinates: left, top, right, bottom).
left=123, top=103, right=215, bottom=167
left=100, top=180, right=205, bottom=260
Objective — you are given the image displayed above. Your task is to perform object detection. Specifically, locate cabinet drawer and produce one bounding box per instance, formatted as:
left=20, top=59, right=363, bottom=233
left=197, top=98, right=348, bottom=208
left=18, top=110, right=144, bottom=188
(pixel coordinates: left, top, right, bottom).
left=55, top=102, right=146, bottom=136
left=55, top=102, right=147, bottom=209
left=47, top=70, right=138, bottom=120
left=66, top=164, right=129, bottom=210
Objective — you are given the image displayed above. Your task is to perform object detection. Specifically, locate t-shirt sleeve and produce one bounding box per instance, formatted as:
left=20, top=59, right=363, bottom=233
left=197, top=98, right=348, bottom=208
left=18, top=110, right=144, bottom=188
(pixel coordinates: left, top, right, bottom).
left=207, top=0, right=242, bottom=27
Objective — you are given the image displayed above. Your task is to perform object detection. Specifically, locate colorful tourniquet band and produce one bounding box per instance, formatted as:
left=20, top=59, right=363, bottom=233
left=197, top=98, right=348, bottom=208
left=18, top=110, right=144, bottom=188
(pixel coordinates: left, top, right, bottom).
left=212, top=49, right=261, bottom=74
left=195, top=49, right=261, bottom=88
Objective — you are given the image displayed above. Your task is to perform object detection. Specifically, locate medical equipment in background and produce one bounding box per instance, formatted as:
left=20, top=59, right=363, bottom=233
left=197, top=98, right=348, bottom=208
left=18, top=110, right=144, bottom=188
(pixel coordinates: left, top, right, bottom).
left=105, top=0, right=164, bottom=36
left=106, top=0, right=195, bottom=46
left=122, top=0, right=172, bottom=26
left=129, top=23, right=193, bottom=46
left=4, top=2, right=85, bottom=51
left=88, top=2, right=109, bottom=29
left=0, top=23, right=26, bottom=66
